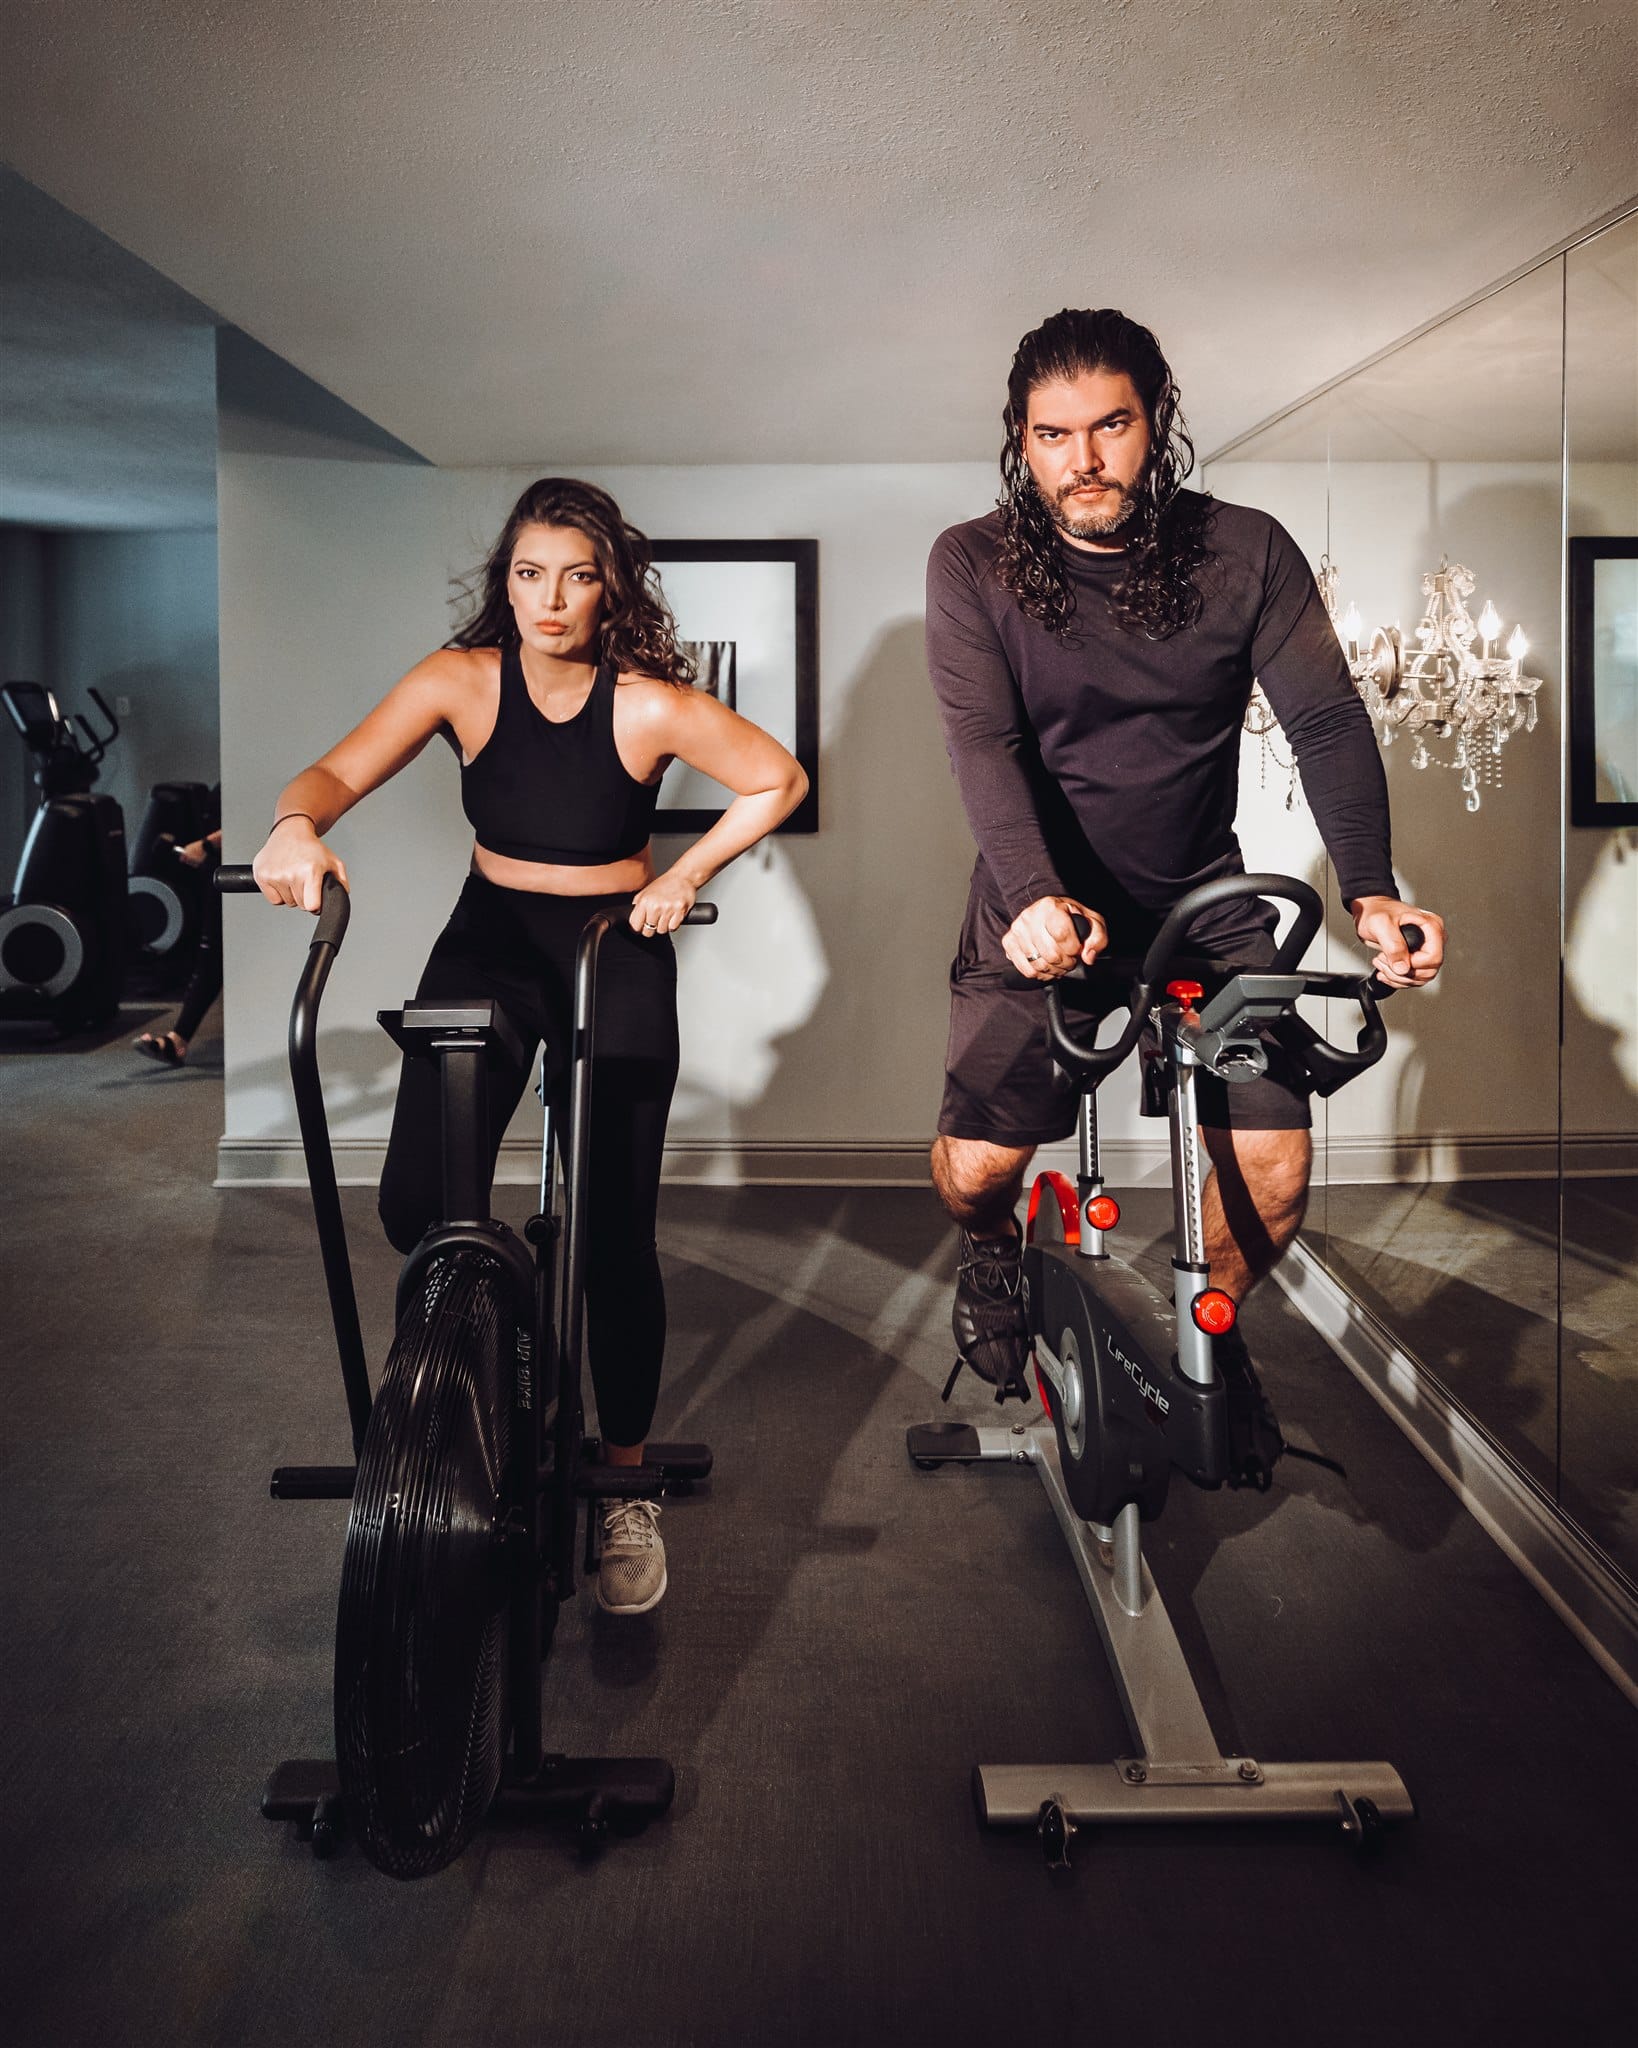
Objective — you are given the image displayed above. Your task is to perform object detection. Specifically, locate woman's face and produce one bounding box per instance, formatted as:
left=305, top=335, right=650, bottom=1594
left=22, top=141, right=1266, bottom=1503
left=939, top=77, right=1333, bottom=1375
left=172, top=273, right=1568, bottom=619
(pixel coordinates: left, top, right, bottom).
left=507, top=522, right=606, bottom=659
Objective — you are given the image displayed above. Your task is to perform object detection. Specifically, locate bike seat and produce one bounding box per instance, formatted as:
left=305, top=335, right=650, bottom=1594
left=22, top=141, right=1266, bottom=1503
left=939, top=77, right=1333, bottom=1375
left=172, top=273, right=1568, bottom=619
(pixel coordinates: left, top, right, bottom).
left=378, top=998, right=528, bottom=1070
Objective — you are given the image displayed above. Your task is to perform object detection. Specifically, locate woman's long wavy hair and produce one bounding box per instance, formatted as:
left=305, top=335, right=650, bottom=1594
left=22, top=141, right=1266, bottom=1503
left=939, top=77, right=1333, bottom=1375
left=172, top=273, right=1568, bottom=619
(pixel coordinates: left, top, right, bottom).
left=997, top=308, right=1213, bottom=639
left=448, top=476, right=695, bottom=685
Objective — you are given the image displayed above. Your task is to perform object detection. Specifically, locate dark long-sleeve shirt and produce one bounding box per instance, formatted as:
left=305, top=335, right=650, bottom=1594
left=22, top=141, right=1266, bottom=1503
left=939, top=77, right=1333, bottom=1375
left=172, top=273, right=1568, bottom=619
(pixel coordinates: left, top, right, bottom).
left=926, top=495, right=1395, bottom=924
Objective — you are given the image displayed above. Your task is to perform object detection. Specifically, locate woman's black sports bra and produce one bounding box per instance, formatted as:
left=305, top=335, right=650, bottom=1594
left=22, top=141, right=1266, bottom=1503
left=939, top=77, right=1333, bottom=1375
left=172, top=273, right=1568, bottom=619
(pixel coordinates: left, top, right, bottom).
left=461, top=643, right=660, bottom=865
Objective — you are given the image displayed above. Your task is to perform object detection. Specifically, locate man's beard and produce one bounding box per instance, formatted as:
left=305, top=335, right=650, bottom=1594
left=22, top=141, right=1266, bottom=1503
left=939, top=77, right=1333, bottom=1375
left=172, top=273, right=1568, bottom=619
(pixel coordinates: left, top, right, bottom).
left=1046, top=474, right=1140, bottom=542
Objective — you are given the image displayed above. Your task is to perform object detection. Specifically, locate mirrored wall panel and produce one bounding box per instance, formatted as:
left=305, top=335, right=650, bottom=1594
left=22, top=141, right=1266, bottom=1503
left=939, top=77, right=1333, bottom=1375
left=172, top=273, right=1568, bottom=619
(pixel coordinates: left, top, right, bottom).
left=1211, top=207, right=1638, bottom=1584
left=1562, top=212, right=1638, bottom=1580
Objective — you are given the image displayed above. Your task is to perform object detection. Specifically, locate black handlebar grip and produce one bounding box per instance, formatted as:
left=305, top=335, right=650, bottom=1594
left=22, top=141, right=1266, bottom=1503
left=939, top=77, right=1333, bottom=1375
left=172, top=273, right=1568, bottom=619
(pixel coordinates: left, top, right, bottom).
left=1364, top=921, right=1426, bottom=1001
left=214, top=863, right=350, bottom=952
left=313, top=871, right=350, bottom=951
left=683, top=904, right=718, bottom=925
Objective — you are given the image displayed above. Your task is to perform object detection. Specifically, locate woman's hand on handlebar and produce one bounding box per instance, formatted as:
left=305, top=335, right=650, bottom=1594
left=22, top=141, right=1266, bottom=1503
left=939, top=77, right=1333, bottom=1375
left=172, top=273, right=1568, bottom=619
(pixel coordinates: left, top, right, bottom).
left=252, top=815, right=349, bottom=912
left=1003, top=895, right=1108, bottom=981
left=1352, top=894, right=1444, bottom=988
left=629, top=868, right=698, bottom=937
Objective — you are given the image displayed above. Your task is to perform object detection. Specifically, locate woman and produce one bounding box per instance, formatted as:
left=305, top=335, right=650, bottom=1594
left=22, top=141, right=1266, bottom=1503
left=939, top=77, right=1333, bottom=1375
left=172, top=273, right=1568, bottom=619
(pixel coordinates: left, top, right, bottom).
left=251, top=477, right=807, bottom=1614
left=134, top=820, right=224, bottom=1065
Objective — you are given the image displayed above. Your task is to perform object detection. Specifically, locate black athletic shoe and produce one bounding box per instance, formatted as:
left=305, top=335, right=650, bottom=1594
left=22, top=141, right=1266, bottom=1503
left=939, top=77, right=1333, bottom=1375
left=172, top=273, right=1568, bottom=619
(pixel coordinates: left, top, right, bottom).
left=1212, top=1324, right=1285, bottom=1491
left=950, top=1223, right=1032, bottom=1402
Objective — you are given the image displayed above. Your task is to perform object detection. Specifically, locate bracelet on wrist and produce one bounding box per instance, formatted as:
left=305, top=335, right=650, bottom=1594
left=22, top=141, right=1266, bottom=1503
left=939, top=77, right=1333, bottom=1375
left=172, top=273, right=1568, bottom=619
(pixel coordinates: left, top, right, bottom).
left=271, top=812, right=317, bottom=834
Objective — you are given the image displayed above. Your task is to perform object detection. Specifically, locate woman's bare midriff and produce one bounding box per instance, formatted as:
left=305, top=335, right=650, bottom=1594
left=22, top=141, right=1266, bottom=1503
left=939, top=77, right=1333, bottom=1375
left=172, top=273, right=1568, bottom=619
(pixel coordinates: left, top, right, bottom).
left=471, top=841, right=654, bottom=895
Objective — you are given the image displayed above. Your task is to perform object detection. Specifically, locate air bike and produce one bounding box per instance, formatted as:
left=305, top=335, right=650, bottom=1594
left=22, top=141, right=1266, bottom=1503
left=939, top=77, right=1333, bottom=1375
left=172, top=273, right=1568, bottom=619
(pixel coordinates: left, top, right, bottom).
left=909, top=872, right=1421, bottom=1867
left=218, top=867, right=714, bottom=1877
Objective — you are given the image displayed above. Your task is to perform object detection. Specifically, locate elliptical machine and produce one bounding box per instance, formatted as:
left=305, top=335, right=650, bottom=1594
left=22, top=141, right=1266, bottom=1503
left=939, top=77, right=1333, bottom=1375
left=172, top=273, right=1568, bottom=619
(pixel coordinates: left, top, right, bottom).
left=0, top=683, right=129, bottom=1032
left=127, top=780, right=217, bottom=975
left=219, top=867, right=714, bottom=1876
left=909, top=873, right=1421, bottom=1864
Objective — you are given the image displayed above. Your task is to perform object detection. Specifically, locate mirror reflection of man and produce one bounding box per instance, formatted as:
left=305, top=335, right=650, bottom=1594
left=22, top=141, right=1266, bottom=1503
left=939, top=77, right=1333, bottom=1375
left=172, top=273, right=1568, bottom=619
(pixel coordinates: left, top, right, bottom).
left=927, top=307, right=1444, bottom=1465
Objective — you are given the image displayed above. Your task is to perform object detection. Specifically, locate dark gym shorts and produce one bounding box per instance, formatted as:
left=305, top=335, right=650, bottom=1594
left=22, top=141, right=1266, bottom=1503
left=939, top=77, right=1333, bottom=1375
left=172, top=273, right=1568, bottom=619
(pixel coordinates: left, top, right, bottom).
left=937, top=882, right=1313, bottom=1145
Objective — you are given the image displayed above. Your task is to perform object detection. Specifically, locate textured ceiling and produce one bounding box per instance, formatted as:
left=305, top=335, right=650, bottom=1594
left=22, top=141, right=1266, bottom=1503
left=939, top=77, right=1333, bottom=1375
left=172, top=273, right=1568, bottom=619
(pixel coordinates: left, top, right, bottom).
left=1, top=1, right=1635, bottom=468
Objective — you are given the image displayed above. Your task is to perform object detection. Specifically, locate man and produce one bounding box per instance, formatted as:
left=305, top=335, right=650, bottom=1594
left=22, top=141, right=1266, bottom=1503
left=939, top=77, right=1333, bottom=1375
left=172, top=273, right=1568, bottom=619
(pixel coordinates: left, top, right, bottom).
left=927, top=307, right=1443, bottom=1462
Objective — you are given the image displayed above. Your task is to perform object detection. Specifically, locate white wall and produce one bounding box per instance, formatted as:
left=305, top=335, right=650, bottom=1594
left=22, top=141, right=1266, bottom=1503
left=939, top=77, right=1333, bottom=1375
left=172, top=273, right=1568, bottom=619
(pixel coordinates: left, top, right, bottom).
left=2, top=523, right=218, bottom=878
left=218, top=456, right=1002, bottom=1183
left=48, top=527, right=220, bottom=830
left=223, top=447, right=1592, bottom=1189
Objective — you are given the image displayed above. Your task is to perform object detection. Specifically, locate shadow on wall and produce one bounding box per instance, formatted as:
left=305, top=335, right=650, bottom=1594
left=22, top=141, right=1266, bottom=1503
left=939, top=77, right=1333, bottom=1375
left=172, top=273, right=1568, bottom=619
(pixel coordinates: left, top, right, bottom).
left=666, top=614, right=975, bottom=1168
left=224, top=1027, right=402, bottom=1150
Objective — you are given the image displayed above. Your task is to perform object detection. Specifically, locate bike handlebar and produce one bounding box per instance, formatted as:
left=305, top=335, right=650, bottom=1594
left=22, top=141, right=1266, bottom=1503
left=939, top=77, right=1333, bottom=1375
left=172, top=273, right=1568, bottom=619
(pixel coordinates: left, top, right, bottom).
left=217, top=865, right=713, bottom=950
left=1014, top=874, right=1423, bottom=1090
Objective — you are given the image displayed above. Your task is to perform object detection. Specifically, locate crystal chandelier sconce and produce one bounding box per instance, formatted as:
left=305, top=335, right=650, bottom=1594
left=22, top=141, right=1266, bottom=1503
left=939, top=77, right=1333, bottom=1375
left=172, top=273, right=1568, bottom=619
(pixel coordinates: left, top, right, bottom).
left=1320, top=555, right=1543, bottom=813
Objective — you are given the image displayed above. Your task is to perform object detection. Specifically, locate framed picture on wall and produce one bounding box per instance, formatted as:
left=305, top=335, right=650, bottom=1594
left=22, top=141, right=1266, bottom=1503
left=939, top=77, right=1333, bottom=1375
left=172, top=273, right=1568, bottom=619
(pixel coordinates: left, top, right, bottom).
left=648, top=538, right=819, bottom=833
left=1569, top=535, right=1638, bottom=827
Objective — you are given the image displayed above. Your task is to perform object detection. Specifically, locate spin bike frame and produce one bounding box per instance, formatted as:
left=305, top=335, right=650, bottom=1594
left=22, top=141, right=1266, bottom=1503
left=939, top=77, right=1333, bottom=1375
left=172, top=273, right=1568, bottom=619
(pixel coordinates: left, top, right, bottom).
left=913, top=873, right=1417, bottom=1848
left=217, top=868, right=713, bottom=1845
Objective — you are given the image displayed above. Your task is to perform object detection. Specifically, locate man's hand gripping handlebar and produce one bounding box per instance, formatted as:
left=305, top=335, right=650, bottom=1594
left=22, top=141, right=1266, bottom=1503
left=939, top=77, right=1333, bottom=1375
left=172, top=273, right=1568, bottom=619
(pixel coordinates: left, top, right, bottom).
left=1003, top=873, right=1425, bottom=1093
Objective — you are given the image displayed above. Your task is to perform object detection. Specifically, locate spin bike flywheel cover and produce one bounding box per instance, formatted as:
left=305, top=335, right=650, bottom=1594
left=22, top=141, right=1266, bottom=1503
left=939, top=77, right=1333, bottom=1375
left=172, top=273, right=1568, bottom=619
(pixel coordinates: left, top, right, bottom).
left=335, top=1247, right=514, bottom=1879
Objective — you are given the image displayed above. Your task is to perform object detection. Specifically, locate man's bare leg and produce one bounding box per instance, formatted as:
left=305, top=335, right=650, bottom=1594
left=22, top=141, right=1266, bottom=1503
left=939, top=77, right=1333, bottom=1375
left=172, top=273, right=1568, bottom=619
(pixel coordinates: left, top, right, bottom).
left=1199, top=1125, right=1312, bottom=1302
left=930, top=1134, right=1035, bottom=1234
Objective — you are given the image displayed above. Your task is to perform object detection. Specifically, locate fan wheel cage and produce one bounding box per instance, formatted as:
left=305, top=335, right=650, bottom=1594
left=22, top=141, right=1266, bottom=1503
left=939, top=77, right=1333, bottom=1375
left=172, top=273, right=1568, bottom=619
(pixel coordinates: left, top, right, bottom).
left=335, top=1247, right=516, bottom=1879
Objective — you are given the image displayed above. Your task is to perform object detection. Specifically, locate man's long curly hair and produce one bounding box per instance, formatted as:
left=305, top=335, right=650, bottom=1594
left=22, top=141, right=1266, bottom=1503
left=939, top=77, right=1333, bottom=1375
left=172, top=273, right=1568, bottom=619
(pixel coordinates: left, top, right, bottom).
left=448, top=476, right=694, bottom=686
left=997, top=308, right=1213, bottom=639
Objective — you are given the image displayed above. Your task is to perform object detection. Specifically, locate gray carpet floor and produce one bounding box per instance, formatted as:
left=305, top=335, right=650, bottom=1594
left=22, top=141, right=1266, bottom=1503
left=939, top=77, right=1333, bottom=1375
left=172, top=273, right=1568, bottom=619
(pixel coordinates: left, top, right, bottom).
left=2, top=1002, right=1636, bottom=2047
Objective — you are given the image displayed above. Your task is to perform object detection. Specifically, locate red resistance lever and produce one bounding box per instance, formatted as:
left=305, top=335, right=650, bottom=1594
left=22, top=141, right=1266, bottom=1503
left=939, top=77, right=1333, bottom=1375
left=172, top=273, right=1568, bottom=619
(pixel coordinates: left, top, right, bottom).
left=1166, top=979, right=1204, bottom=1010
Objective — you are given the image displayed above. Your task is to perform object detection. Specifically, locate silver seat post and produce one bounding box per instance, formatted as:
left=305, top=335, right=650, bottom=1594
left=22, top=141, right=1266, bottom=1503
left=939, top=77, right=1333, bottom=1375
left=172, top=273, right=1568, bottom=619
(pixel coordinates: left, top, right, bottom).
left=1167, top=1036, right=1213, bottom=1385
left=1077, top=1088, right=1107, bottom=1258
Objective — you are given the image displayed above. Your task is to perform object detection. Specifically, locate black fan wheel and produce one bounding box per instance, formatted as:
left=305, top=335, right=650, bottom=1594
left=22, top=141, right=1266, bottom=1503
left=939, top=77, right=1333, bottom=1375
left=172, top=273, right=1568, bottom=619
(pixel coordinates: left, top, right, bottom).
left=335, top=1246, right=516, bottom=1879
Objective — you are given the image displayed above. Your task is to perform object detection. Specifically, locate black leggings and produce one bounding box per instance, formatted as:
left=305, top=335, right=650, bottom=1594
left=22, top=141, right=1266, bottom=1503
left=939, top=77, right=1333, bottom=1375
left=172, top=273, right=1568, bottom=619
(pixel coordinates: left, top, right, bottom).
left=378, top=875, right=679, bottom=1448
left=175, top=881, right=223, bottom=1041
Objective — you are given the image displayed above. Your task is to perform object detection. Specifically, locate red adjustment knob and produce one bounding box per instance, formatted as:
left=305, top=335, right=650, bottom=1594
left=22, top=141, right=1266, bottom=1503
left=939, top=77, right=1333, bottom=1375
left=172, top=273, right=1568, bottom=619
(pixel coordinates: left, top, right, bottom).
left=1167, top=979, right=1204, bottom=1008
left=1191, top=1288, right=1237, bottom=1335
left=1084, top=1194, right=1120, bottom=1232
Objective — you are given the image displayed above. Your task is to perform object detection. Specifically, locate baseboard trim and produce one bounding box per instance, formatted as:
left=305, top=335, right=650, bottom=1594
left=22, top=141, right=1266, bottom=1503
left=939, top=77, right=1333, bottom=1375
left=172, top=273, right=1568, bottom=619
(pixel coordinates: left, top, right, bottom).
left=215, top=1128, right=1638, bottom=1190
left=1273, top=1239, right=1638, bottom=1708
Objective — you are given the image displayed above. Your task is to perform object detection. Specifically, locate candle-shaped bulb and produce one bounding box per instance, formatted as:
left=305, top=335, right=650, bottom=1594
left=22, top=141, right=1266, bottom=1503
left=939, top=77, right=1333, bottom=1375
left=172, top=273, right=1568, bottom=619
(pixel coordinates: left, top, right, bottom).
left=1506, top=625, right=1528, bottom=662
left=1340, top=602, right=1362, bottom=654
left=1477, top=599, right=1502, bottom=647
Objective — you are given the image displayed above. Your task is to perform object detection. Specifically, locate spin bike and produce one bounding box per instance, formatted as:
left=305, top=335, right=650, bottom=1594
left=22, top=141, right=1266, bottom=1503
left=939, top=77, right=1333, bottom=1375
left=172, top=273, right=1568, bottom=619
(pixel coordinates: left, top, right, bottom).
left=909, top=872, right=1421, bottom=1864
left=219, top=866, right=714, bottom=1877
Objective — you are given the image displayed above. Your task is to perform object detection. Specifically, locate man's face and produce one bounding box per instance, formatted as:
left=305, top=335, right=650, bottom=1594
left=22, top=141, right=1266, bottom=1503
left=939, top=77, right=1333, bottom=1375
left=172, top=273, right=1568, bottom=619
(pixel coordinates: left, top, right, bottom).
left=1021, top=369, right=1152, bottom=549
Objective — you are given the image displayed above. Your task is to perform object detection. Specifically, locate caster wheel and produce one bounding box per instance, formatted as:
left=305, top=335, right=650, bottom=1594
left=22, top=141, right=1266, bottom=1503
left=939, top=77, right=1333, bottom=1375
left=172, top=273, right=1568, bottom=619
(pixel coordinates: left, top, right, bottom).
left=578, top=1794, right=611, bottom=1860
left=1352, top=1796, right=1384, bottom=1851
left=310, top=1793, right=344, bottom=1859
left=1037, top=1797, right=1078, bottom=1871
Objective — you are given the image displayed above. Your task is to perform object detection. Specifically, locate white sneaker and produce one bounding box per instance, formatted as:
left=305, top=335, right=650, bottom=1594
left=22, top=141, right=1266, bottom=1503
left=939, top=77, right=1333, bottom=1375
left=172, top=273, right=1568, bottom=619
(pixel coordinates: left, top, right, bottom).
left=597, top=1498, right=667, bottom=1614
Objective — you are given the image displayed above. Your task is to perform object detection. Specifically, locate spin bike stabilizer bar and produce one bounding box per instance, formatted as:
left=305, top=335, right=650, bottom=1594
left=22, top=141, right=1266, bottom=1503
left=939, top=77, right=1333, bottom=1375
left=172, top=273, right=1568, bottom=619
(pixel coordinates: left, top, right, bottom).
left=217, top=866, right=372, bottom=1467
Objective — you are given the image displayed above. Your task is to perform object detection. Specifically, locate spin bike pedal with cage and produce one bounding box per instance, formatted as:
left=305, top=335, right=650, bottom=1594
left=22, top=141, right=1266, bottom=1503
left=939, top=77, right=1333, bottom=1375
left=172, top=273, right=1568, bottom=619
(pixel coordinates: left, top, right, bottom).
left=218, top=866, right=715, bottom=1877
left=909, top=872, right=1423, bottom=1865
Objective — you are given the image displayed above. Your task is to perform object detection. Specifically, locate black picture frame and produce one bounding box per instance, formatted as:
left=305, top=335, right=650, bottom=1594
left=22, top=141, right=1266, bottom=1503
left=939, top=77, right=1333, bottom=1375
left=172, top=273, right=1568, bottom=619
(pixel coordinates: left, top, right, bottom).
left=648, top=538, right=819, bottom=834
left=1569, top=534, right=1638, bottom=827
